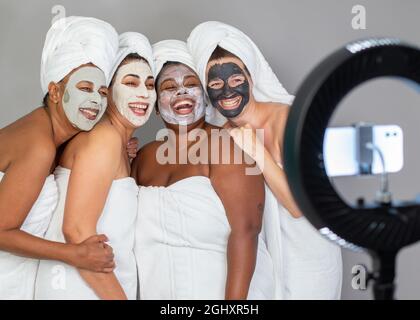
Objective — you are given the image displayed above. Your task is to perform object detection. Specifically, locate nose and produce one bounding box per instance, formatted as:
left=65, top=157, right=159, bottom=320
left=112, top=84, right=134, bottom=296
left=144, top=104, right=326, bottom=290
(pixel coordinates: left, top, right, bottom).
left=176, top=86, right=188, bottom=96
left=137, top=84, right=149, bottom=98
left=91, top=91, right=102, bottom=104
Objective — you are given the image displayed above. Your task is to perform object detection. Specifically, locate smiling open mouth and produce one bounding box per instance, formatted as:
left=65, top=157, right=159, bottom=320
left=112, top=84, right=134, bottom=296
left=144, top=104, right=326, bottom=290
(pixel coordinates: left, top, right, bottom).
left=172, top=98, right=195, bottom=115
left=79, top=107, right=100, bottom=120
left=218, top=96, right=242, bottom=110
left=129, top=102, right=149, bottom=117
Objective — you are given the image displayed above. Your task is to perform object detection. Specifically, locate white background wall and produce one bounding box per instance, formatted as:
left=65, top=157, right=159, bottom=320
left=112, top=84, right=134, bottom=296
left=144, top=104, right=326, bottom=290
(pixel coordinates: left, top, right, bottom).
left=0, top=0, right=419, bottom=299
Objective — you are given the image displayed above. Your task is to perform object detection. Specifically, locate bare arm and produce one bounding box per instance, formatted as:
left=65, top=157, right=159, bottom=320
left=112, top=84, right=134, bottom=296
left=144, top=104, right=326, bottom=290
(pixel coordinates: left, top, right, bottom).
left=210, top=141, right=265, bottom=300
left=62, top=132, right=127, bottom=300
left=227, top=122, right=302, bottom=218
left=0, top=148, right=114, bottom=271
left=256, top=149, right=302, bottom=218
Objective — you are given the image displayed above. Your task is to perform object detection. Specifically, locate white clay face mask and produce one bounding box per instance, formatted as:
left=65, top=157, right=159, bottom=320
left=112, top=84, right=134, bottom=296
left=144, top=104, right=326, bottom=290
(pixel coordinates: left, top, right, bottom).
left=62, top=66, right=107, bottom=131
left=112, top=60, right=156, bottom=127
left=157, top=63, right=206, bottom=126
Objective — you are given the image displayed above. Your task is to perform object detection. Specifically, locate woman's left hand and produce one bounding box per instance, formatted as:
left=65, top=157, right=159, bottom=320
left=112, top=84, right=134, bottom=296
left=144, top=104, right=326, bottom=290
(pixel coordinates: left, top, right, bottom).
left=127, top=137, right=139, bottom=161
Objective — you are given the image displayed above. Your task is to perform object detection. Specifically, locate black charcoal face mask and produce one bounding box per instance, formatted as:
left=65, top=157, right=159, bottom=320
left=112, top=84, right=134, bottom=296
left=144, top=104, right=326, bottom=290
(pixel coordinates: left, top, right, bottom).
left=207, top=62, right=250, bottom=118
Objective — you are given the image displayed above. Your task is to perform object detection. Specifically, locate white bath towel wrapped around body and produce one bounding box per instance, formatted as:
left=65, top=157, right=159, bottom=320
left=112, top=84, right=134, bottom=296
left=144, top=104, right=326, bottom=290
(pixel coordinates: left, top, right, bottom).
left=0, top=172, right=58, bottom=300
left=187, top=21, right=343, bottom=299
left=135, top=176, right=278, bottom=300
left=35, top=166, right=138, bottom=300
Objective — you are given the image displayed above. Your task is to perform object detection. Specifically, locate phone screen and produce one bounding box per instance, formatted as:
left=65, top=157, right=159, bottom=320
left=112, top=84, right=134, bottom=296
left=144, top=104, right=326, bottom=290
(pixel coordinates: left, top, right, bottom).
left=324, top=125, right=403, bottom=177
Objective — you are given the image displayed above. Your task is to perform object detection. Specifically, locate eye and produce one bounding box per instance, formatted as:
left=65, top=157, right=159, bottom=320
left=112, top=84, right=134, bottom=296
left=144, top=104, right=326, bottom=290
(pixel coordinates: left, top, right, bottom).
left=125, top=81, right=137, bottom=87
left=99, top=87, right=108, bottom=98
left=79, top=86, right=93, bottom=92
left=184, top=80, right=200, bottom=88
left=76, top=81, right=94, bottom=92
left=208, top=79, right=224, bottom=90
left=122, top=76, right=139, bottom=87
left=160, top=81, right=177, bottom=91
left=228, top=75, right=245, bottom=87
left=146, top=79, right=155, bottom=90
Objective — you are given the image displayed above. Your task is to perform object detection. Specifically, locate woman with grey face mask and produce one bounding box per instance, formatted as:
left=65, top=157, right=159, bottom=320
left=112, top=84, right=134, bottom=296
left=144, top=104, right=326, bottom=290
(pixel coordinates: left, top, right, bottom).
left=131, top=40, right=277, bottom=300
left=35, top=32, right=156, bottom=300
left=188, top=21, right=343, bottom=299
left=0, top=16, right=118, bottom=300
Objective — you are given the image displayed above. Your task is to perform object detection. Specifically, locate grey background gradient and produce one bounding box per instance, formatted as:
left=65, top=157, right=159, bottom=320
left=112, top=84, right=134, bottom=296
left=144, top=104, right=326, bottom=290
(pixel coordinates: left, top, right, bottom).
left=0, top=0, right=419, bottom=299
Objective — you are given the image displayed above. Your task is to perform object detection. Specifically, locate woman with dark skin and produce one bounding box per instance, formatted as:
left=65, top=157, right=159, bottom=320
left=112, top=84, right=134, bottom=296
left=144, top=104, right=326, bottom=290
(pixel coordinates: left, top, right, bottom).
left=131, top=40, right=276, bottom=300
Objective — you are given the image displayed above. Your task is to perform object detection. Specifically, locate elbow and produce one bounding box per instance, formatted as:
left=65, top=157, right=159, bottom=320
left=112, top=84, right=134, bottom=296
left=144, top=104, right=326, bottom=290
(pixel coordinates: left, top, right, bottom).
left=62, top=223, right=85, bottom=244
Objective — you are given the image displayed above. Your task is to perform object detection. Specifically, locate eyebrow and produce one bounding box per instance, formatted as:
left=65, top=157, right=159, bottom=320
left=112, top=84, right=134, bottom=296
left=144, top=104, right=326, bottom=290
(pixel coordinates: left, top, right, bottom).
left=77, top=80, right=93, bottom=85
left=123, top=74, right=140, bottom=79
left=159, top=78, right=176, bottom=87
left=184, top=75, right=199, bottom=81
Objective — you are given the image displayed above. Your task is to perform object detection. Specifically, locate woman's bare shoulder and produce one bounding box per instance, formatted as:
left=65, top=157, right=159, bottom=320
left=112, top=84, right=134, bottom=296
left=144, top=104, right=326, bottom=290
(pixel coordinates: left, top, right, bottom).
left=1, top=108, right=56, bottom=157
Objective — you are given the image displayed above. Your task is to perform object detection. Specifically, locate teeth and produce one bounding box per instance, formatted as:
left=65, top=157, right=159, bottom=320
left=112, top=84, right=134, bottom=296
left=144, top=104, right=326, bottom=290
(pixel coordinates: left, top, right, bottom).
left=80, top=108, right=99, bottom=116
left=129, top=104, right=148, bottom=109
left=221, top=96, right=241, bottom=107
left=175, top=103, right=192, bottom=110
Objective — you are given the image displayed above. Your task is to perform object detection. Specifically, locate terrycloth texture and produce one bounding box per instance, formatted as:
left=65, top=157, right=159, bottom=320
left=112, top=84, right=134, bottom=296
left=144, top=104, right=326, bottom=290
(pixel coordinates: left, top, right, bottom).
left=110, top=32, right=155, bottom=80
left=135, top=176, right=278, bottom=300
left=0, top=172, right=58, bottom=300
left=152, top=40, right=198, bottom=77
left=40, top=16, right=119, bottom=94
left=35, top=166, right=138, bottom=300
left=187, top=21, right=295, bottom=126
left=264, top=169, right=343, bottom=299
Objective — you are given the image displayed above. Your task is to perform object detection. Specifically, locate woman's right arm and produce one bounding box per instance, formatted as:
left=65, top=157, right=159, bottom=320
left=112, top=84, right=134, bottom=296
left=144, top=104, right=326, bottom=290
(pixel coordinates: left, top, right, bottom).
left=62, top=130, right=128, bottom=300
left=0, top=146, right=114, bottom=272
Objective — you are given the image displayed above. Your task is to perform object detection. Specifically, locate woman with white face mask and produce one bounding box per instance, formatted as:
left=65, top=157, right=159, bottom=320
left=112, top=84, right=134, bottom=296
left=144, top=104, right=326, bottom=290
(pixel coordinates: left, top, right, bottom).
left=35, top=32, right=156, bottom=300
left=187, top=21, right=343, bottom=299
left=131, top=40, right=276, bottom=300
left=0, top=16, right=118, bottom=300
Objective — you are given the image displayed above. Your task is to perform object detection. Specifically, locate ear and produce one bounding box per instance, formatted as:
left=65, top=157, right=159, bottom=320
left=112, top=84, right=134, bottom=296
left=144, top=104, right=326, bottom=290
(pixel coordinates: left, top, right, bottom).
left=47, top=81, right=62, bottom=104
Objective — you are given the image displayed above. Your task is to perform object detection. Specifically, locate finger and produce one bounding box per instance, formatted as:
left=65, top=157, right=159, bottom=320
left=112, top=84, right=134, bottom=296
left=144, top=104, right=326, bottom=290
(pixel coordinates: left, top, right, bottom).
left=128, top=137, right=139, bottom=145
left=103, top=262, right=116, bottom=273
left=102, top=267, right=115, bottom=273
left=104, top=260, right=115, bottom=268
left=103, top=244, right=113, bottom=254
left=95, top=234, right=109, bottom=243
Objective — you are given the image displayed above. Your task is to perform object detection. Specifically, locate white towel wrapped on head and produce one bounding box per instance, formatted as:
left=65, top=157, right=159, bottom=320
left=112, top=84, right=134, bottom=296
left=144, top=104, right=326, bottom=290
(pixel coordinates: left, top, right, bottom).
left=187, top=21, right=294, bottom=104
left=40, top=16, right=119, bottom=94
left=187, top=21, right=295, bottom=126
left=110, top=32, right=154, bottom=80
left=152, top=39, right=198, bottom=77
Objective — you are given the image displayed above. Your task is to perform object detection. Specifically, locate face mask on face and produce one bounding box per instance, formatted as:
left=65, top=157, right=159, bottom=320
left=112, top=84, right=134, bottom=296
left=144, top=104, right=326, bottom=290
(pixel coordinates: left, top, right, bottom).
left=112, top=60, right=156, bottom=127
left=157, top=63, right=206, bottom=126
left=207, top=62, right=250, bottom=118
left=62, top=66, right=107, bottom=131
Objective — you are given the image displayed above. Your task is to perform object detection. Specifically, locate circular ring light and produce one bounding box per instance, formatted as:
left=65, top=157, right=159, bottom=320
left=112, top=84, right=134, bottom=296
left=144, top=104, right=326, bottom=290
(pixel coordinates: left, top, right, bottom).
left=284, top=38, right=420, bottom=299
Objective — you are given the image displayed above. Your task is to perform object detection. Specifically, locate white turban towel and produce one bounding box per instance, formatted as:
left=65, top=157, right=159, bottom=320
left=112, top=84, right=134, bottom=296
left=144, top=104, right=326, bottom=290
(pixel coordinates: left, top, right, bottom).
left=40, top=16, right=119, bottom=95
left=110, top=32, right=155, bottom=81
left=152, top=39, right=198, bottom=78
left=187, top=21, right=294, bottom=126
